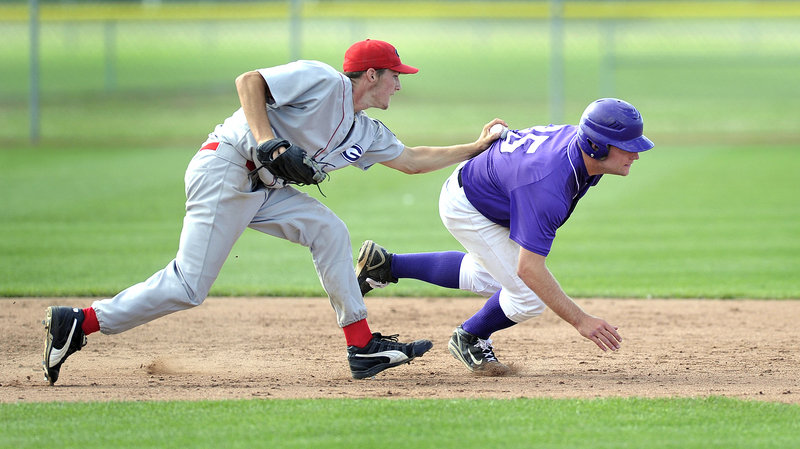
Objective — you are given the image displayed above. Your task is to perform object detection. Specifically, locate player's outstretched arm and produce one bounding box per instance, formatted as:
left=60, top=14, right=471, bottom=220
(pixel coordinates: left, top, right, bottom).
left=517, top=248, right=622, bottom=352
left=381, top=118, right=507, bottom=174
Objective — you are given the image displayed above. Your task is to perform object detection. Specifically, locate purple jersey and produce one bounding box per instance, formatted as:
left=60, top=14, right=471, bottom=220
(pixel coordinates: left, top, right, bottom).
left=461, top=124, right=602, bottom=256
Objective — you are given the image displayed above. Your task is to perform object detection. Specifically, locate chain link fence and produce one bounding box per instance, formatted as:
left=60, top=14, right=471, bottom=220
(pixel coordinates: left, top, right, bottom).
left=2, top=1, right=799, bottom=146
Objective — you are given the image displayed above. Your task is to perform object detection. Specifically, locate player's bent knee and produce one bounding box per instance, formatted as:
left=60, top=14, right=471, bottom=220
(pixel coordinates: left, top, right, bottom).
left=170, top=261, right=210, bottom=308
left=505, top=308, right=544, bottom=323
left=499, top=290, right=546, bottom=323
left=460, top=275, right=500, bottom=297
left=458, top=254, right=501, bottom=297
left=310, top=217, right=351, bottom=253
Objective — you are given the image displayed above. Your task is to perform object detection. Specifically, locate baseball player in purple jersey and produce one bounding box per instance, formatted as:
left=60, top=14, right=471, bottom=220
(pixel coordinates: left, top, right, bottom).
left=42, top=39, right=507, bottom=383
left=356, top=98, right=654, bottom=375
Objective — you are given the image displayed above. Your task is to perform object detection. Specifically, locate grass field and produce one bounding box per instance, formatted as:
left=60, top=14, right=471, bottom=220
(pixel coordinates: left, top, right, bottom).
left=3, top=397, right=799, bottom=449
left=2, top=4, right=799, bottom=448
left=1, top=143, right=798, bottom=299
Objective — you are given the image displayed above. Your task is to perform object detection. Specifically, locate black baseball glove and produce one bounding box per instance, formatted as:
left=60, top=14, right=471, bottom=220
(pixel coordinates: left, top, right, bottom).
left=254, top=139, right=327, bottom=185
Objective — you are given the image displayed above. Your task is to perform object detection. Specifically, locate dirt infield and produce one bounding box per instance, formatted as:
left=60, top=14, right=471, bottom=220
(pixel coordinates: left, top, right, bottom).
left=2, top=297, right=798, bottom=403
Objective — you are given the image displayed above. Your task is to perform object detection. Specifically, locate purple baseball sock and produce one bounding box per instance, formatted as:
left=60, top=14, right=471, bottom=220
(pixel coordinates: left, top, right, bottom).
left=462, top=290, right=516, bottom=339
left=391, top=251, right=465, bottom=289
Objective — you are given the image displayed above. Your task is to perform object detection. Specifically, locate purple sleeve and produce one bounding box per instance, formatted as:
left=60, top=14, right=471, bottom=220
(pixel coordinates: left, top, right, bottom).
left=508, top=182, right=569, bottom=256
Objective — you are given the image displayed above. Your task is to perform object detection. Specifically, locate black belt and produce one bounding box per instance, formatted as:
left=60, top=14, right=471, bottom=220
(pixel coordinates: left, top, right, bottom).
left=457, top=168, right=463, bottom=188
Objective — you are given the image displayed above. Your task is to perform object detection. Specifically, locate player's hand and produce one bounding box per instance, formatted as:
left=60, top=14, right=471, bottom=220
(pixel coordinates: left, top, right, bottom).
left=575, top=315, right=622, bottom=352
left=255, top=139, right=327, bottom=186
left=475, top=118, right=508, bottom=151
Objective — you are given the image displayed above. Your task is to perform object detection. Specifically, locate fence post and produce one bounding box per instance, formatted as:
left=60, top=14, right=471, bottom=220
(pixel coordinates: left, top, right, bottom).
left=29, top=0, right=40, bottom=144
left=104, top=21, right=117, bottom=91
left=290, top=0, right=302, bottom=61
left=549, top=0, right=564, bottom=124
left=600, top=20, right=616, bottom=97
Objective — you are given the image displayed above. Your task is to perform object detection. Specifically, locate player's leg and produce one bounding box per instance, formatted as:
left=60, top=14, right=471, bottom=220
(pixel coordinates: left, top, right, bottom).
left=355, top=173, right=503, bottom=297
left=248, top=187, right=432, bottom=379
left=439, top=166, right=545, bottom=324
left=92, top=149, right=263, bottom=333
left=355, top=240, right=470, bottom=295
left=447, top=224, right=546, bottom=325
left=356, top=166, right=502, bottom=297
left=439, top=166, right=544, bottom=374
left=249, top=186, right=367, bottom=327
left=445, top=241, right=545, bottom=376
left=356, top=244, right=500, bottom=295
left=43, top=148, right=262, bottom=384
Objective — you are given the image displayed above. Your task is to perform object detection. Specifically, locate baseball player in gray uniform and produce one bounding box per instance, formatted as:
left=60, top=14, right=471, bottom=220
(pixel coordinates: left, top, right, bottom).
left=42, top=39, right=507, bottom=383
left=356, top=98, right=653, bottom=375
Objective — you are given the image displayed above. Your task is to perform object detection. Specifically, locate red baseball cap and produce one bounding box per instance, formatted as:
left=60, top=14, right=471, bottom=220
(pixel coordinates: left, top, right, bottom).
left=343, top=39, right=419, bottom=74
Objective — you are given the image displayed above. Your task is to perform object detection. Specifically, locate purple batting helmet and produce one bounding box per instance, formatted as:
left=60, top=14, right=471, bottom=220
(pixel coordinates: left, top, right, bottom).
left=576, top=98, right=654, bottom=160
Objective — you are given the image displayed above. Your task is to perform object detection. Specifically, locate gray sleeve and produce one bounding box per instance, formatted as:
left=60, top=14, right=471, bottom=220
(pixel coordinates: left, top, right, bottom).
left=352, top=118, right=405, bottom=170
left=257, top=61, right=334, bottom=108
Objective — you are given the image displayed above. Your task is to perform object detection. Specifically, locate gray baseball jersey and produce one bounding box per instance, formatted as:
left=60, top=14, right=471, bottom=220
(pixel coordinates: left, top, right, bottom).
left=208, top=60, right=405, bottom=186
left=92, top=60, right=403, bottom=334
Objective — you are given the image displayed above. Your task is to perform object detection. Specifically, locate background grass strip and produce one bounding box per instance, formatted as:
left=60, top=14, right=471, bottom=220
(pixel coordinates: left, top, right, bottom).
left=2, top=397, right=799, bottom=449
left=5, top=1, right=800, bottom=23
left=2, top=144, right=797, bottom=299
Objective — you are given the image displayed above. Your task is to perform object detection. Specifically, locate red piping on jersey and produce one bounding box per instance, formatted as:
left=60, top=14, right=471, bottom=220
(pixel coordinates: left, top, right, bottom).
left=314, top=74, right=348, bottom=159
left=200, top=141, right=257, bottom=171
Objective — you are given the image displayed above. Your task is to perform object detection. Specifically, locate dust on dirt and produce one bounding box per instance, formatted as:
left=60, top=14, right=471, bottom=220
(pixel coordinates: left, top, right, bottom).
left=2, top=297, right=798, bottom=403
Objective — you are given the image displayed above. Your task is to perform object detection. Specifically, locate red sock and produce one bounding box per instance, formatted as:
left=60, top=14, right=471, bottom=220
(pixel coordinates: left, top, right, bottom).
left=81, top=307, right=100, bottom=335
left=342, top=319, right=373, bottom=347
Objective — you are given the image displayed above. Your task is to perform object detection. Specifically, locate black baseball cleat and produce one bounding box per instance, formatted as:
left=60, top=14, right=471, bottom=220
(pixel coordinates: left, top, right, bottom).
left=448, top=325, right=511, bottom=376
left=355, top=240, right=398, bottom=296
left=42, top=306, right=87, bottom=385
left=347, top=333, right=433, bottom=379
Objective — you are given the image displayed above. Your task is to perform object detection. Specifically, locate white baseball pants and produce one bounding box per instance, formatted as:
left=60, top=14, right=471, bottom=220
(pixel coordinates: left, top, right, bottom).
left=440, top=164, right=547, bottom=323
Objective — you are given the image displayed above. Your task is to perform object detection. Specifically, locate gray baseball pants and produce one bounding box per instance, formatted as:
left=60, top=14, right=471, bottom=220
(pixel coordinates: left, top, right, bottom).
left=92, top=142, right=366, bottom=333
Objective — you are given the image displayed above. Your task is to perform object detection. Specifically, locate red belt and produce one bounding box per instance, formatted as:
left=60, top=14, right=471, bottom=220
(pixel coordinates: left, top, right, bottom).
left=200, top=142, right=256, bottom=171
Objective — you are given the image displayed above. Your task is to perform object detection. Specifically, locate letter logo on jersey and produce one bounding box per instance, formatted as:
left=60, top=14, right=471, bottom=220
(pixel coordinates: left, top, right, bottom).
left=342, top=144, right=364, bottom=163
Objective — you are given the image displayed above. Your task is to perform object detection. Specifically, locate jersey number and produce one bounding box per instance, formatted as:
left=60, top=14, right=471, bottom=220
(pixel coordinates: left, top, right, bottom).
left=499, top=125, right=566, bottom=154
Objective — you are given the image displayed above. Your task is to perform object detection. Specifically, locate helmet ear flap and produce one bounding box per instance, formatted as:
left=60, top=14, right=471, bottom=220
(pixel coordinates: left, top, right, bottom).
left=586, top=138, right=609, bottom=160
